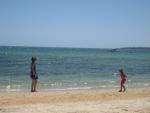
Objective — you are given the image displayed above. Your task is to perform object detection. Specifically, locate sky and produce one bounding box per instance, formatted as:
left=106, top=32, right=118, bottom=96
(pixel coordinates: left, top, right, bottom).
left=0, top=0, right=150, bottom=48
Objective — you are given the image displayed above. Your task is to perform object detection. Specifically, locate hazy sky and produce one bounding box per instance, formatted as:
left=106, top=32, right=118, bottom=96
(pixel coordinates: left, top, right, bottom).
left=0, top=0, right=150, bottom=48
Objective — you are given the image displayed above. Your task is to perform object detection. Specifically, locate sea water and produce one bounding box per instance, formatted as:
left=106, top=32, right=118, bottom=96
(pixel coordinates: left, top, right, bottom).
left=0, top=46, right=150, bottom=92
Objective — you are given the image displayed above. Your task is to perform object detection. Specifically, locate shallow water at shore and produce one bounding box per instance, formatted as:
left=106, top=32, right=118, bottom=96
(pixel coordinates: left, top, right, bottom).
left=0, top=46, right=150, bottom=92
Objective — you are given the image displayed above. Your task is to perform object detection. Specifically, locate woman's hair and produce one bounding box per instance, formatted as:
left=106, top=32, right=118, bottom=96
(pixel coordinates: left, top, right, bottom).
left=31, top=57, right=37, bottom=63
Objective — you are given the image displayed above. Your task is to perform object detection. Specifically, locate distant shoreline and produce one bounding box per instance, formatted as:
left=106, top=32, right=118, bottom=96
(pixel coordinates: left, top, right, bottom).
left=0, top=45, right=150, bottom=50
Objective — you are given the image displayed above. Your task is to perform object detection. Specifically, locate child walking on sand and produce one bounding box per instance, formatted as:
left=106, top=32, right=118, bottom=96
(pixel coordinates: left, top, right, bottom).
left=30, top=57, right=38, bottom=92
left=118, top=69, right=127, bottom=92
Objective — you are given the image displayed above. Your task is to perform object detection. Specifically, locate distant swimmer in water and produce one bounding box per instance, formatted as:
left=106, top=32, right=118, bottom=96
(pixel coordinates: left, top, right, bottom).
left=118, top=69, right=127, bottom=92
left=30, top=57, right=38, bottom=92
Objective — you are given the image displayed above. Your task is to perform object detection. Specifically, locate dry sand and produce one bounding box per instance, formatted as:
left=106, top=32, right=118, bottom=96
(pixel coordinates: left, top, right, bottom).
left=0, top=88, right=150, bottom=113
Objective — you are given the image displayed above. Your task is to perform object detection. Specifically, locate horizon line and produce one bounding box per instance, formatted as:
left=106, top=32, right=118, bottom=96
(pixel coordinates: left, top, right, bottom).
left=0, top=45, right=150, bottom=50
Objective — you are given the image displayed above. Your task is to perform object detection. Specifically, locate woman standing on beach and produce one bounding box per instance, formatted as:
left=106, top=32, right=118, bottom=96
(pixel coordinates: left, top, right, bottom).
left=30, top=57, right=38, bottom=92
left=118, top=69, right=127, bottom=92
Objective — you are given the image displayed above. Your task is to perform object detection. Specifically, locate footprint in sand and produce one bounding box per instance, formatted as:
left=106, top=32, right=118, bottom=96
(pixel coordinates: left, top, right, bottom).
left=68, top=111, right=89, bottom=113
left=121, top=109, right=128, bottom=111
left=134, top=110, right=143, bottom=113
left=0, top=108, right=6, bottom=112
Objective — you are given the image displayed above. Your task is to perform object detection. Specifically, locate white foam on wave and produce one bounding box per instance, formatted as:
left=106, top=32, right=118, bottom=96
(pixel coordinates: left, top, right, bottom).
left=41, top=87, right=92, bottom=92
left=101, top=85, right=107, bottom=88
left=128, top=80, right=131, bottom=82
left=113, top=73, right=118, bottom=77
left=66, top=87, right=92, bottom=90
left=84, top=82, right=87, bottom=85
left=6, top=85, right=11, bottom=89
left=110, top=81, right=115, bottom=83
left=144, top=83, right=149, bottom=86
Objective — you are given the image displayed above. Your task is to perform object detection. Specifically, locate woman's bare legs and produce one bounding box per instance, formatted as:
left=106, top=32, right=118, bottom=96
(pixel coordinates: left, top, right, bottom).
left=31, top=80, right=35, bottom=92
left=34, top=80, right=37, bottom=92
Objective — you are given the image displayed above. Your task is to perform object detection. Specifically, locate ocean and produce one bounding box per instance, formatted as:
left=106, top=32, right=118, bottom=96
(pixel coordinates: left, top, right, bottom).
left=0, top=46, right=150, bottom=92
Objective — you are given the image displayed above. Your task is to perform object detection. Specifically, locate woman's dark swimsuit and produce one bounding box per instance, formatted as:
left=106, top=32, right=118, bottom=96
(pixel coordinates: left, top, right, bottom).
left=31, top=63, right=38, bottom=80
left=30, top=74, right=38, bottom=80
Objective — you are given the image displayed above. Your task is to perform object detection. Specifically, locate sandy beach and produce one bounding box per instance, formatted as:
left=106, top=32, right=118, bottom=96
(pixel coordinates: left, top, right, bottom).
left=0, top=88, right=150, bottom=113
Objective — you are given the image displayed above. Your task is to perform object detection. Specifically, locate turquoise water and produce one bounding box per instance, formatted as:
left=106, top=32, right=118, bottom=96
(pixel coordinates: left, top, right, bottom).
left=0, top=46, right=150, bottom=92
